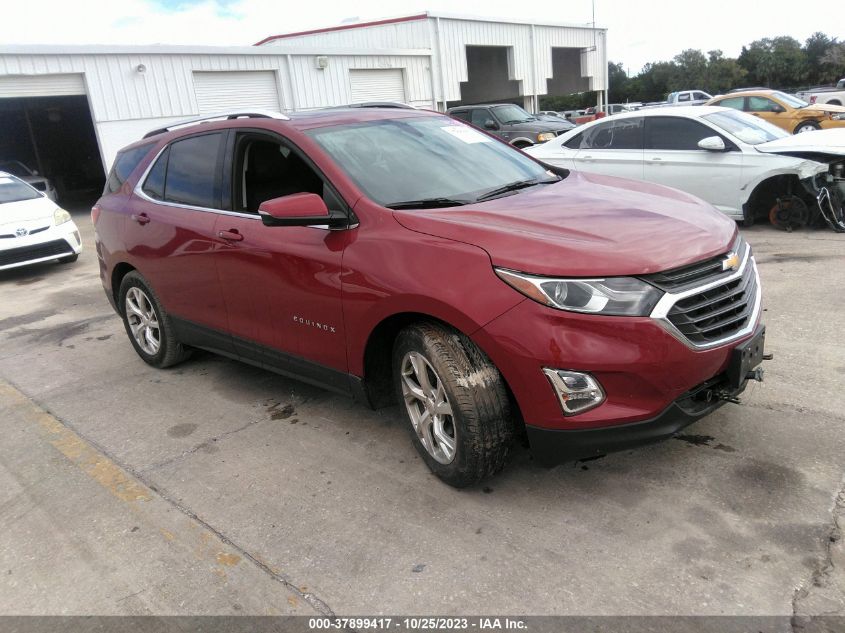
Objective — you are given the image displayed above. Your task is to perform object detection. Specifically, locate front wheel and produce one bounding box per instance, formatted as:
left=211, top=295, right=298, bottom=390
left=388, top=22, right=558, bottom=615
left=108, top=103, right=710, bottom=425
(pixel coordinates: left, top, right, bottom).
left=393, top=322, right=513, bottom=488
left=118, top=271, right=191, bottom=368
left=794, top=121, right=820, bottom=134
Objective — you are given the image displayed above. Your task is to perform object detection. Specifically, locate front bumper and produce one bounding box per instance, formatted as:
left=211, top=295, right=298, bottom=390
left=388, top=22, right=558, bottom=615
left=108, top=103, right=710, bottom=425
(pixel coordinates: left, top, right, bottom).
left=526, top=367, right=751, bottom=466
left=0, top=221, right=82, bottom=271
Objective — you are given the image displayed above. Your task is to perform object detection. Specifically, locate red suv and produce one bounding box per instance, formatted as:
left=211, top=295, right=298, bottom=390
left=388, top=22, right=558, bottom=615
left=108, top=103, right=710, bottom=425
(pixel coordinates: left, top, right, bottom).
left=93, top=108, right=765, bottom=487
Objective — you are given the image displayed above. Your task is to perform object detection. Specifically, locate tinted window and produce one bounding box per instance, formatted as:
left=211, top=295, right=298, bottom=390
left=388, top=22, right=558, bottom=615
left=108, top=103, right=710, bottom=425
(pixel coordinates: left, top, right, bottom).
left=164, top=133, right=223, bottom=209
left=563, top=132, right=583, bottom=149
left=106, top=143, right=154, bottom=194
left=470, top=109, right=492, bottom=127
left=450, top=110, right=470, bottom=122
left=694, top=92, right=710, bottom=100
left=578, top=118, right=643, bottom=150
left=142, top=147, right=169, bottom=201
left=677, top=93, right=691, bottom=102
left=645, top=117, right=718, bottom=150
left=715, top=97, right=745, bottom=110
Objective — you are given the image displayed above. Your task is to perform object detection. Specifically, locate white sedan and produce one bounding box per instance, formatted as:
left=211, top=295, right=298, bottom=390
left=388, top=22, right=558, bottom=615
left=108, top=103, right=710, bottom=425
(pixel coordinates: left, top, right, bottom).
left=526, top=106, right=844, bottom=225
left=0, top=172, right=82, bottom=271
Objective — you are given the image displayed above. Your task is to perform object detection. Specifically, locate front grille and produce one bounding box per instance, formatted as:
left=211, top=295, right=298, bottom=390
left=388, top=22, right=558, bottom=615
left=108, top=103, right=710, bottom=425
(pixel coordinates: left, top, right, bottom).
left=646, top=239, right=746, bottom=291
left=665, top=259, right=758, bottom=345
left=0, top=239, right=72, bottom=267
left=0, top=226, right=49, bottom=239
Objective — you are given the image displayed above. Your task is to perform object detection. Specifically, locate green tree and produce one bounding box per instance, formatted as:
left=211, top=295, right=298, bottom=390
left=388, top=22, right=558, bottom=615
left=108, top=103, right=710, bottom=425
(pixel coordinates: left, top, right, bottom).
left=804, top=32, right=837, bottom=85
left=705, top=50, right=746, bottom=94
left=607, top=61, right=629, bottom=103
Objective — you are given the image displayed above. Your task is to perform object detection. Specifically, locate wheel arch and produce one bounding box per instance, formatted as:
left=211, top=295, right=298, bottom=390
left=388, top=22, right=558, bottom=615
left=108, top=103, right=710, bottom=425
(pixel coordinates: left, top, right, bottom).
left=359, top=311, right=523, bottom=427
left=110, top=262, right=137, bottom=314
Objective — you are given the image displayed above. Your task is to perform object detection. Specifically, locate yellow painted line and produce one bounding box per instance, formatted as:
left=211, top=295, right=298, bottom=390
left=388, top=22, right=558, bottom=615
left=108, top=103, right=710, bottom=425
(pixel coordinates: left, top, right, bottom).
left=0, top=379, right=150, bottom=502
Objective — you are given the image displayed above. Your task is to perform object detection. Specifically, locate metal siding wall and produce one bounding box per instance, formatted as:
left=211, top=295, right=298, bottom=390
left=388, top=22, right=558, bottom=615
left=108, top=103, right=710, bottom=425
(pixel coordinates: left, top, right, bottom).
left=261, top=21, right=431, bottom=49
left=289, top=55, right=431, bottom=109
left=193, top=70, right=281, bottom=113
left=534, top=26, right=607, bottom=94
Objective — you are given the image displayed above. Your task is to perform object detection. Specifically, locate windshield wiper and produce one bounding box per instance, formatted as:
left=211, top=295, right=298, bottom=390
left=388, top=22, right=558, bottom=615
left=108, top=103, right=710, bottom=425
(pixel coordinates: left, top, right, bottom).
left=475, top=178, right=555, bottom=202
left=385, top=197, right=471, bottom=210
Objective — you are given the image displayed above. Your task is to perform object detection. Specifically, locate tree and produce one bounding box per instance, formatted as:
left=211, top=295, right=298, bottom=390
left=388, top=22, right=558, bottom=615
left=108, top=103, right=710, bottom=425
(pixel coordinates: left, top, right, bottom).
left=739, top=37, right=806, bottom=88
left=607, top=61, right=629, bottom=103
left=705, top=50, right=746, bottom=94
left=804, top=32, right=837, bottom=85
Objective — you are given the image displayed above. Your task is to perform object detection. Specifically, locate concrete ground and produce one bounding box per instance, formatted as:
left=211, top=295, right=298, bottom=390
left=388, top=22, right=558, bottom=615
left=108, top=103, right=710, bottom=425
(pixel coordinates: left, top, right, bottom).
left=0, top=205, right=843, bottom=620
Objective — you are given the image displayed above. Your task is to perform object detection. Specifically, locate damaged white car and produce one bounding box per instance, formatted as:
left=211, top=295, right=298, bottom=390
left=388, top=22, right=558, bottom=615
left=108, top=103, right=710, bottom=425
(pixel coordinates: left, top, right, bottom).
left=527, top=106, right=845, bottom=231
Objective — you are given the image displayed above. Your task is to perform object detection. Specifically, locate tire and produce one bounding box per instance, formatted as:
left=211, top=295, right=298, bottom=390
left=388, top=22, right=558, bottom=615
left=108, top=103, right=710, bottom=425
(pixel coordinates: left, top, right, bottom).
left=118, top=271, right=191, bottom=368
left=511, top=141, right=532, bottom=150
left=393, top=322, right=513, bottom=488
left=58, top=254, right=78, bottom=264
left=794, top=120, right=820, bottom=134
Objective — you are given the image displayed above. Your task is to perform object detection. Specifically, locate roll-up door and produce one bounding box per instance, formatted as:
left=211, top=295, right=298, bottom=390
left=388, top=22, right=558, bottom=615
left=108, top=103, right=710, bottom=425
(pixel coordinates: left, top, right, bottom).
left=193, top=71, right=281, bottom=114
left=349, top=69, right=406, bottom=103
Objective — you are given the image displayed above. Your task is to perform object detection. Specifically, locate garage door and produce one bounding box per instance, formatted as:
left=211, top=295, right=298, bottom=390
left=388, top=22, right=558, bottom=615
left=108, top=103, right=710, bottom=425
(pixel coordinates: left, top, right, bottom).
left=193, top=71, right=281, bottom=115
left=0, top=74, right=86, bottom=98
left=349, top=69, right=406, bottom=103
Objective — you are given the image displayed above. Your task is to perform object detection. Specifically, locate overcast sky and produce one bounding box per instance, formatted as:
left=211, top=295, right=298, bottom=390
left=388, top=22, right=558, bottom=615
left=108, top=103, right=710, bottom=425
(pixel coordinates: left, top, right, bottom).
left=1, top=0, right=840, bottom=74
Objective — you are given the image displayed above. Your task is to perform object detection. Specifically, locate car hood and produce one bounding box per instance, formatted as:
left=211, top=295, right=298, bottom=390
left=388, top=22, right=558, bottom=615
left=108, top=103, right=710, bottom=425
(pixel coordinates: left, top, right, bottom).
left=756, top=129, right=845, bottom=156
left=0, top=197, right=55, bottom=226
left=804, top=103, right=845, bottom=115
left=393, top=172, right=737, bottom=277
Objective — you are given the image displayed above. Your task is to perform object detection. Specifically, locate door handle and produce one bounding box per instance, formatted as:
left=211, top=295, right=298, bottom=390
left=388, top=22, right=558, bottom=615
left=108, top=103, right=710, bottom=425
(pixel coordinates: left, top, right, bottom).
left=218, top=229, right=244, bottom=242
left=581, top=155, right=595, bottom=161
left=130, top=213, right=150, bottom=225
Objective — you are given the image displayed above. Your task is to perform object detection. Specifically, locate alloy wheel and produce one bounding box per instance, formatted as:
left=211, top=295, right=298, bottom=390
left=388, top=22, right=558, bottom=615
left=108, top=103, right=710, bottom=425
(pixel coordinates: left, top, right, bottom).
left=125, top=286, right=161, bottom=356
left=400, top=351, right=457, bottom=464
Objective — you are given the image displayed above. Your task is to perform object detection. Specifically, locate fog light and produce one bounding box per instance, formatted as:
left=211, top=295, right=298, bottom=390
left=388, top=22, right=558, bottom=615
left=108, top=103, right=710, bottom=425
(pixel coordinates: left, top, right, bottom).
left=543, top=368, right=605, bottom=416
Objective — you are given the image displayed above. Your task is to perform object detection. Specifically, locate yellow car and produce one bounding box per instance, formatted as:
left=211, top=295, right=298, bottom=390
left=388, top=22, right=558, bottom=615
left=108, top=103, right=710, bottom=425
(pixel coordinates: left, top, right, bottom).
left=707, top=90, right=845, bottom=134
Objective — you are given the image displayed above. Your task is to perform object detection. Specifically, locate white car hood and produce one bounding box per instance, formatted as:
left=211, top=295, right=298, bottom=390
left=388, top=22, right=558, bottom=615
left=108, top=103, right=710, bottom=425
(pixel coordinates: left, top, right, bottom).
left=756, top=129, right=845, bottom=156
left=0, top=196, right=55, bottom=226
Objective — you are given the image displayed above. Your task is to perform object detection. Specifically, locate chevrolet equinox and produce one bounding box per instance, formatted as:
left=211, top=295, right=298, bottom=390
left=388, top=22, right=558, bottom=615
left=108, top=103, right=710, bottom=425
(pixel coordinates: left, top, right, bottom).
left=93, top=108, right=766, bottom=487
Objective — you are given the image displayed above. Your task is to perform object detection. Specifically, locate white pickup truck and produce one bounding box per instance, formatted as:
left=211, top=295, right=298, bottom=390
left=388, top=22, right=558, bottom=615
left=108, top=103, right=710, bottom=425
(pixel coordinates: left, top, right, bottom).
left=666, top=90, right=713, bottom=105
left=796, top=79, right=845, bottom=106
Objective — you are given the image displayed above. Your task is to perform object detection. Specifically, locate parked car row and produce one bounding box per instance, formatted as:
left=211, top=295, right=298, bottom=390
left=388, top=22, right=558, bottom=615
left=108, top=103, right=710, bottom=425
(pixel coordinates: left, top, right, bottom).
left=526, top=106, right=845, bottom=231
left=447, top=104, right=574, bottom=148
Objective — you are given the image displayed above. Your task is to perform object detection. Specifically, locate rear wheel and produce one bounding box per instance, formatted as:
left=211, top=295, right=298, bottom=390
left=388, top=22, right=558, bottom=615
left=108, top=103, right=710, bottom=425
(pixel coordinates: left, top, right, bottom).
left=393, top=322, right=513, bottom=488
left=118, top=271, right=191, bottom=368
left=794, top=120, right=820, bottom=134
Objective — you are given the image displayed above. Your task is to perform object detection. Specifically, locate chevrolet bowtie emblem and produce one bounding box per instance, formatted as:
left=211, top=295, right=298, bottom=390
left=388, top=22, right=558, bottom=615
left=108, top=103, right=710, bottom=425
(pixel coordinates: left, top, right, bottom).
left=722, top=251, right=740, bottom=271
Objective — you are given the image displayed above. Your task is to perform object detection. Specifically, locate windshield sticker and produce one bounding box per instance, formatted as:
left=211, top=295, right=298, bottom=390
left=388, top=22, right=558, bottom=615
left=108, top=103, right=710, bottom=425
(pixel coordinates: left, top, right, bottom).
left=440, top=125, right=493, bottom=144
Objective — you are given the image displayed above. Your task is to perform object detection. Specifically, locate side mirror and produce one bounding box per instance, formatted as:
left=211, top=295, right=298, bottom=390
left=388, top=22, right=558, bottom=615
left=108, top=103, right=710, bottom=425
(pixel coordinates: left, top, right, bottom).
left=771, top=104, right=786, bottom=113
left=698, top=136, right=726, bottom=152
left=259, top=193, right=346, bottom=228
left=32, top=170, right=40, bottom=176
left=483, top=119, right=498, bottom=130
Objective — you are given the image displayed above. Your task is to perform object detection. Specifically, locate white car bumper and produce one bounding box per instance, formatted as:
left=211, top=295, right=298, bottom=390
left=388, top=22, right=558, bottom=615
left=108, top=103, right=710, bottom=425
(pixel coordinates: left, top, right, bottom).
left=0, top=219, right=82, bottom=271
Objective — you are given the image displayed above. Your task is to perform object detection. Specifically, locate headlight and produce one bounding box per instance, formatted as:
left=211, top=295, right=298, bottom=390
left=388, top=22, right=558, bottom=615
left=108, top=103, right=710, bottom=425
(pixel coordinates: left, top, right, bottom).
left=494, top=268, right=663, bottom=316
left=536, top=132, right=556, bottom=143
left=53, top=208, right=72, bottom=225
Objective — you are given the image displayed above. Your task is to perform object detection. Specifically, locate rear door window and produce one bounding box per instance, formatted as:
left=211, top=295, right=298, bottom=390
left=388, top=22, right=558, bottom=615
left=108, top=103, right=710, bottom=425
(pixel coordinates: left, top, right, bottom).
left=161, top=133, right=224, bottom=209
left=715, top=97, right=745, bottom=111
left=470, top=109, right=493, bottom=127
left=450, top=110, right=470, bottom=122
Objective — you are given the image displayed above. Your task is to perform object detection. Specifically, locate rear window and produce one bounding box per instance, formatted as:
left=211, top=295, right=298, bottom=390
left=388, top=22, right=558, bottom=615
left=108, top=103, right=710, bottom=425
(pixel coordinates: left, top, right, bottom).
left=106, top=143, right=155, bottom=194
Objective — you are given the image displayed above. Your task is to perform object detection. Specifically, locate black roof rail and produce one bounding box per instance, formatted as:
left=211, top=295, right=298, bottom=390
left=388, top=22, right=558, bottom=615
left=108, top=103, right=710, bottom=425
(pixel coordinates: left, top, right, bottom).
left=143, top=110, right=290, bottom=139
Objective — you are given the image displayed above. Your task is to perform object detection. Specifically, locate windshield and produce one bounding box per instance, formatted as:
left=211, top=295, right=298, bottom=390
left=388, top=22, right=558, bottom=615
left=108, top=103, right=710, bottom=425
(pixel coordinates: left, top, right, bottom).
left=0, top=161, right=32, bottom=177
left=0, top=176, right=42, bottom=204
left=772, top=91, right=809, bottom=108
left=305, top=116, right=555, bottom=207
left=703, top=109, right=789, bottom=145
left=492, top=104, right=535, bottom=124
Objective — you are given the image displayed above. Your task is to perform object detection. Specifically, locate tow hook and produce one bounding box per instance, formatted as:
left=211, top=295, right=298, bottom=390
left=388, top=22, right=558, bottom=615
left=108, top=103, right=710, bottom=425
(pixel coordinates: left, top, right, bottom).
left=746, top=367, right=765, bottom=382
left=714, top=352, right=773, bottom=403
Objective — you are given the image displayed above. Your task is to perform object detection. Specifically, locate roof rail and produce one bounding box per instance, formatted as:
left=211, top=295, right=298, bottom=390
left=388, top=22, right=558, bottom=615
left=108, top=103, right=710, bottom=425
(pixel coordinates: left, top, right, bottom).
left=143, top=110, right=290, bottom=139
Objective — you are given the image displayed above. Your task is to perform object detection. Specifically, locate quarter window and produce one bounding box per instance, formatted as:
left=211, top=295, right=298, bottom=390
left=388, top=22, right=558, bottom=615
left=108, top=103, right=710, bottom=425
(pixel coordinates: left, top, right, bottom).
left=142, top=147, right=169, bottom=201
left=645, top=117, right=721, bottom=151
left=747, top=96, right=779, bottom=112
left=106, top=143, right=154, bottom=194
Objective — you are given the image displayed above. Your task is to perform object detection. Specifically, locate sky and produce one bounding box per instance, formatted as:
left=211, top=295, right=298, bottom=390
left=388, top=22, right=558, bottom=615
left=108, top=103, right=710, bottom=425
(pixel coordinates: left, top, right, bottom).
left=0, top=0, right=841, bottom=74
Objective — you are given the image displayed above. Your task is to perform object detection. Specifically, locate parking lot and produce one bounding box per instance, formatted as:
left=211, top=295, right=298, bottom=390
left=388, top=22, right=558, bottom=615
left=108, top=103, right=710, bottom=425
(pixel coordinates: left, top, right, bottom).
left=0, top=205, right=843, bottom=619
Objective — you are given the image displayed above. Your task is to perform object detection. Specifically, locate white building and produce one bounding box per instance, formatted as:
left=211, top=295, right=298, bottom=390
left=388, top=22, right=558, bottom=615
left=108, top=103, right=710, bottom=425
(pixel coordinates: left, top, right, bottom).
left=0, top=13, right=606, bottom=199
